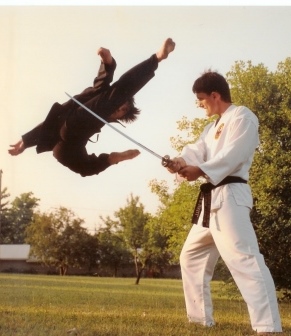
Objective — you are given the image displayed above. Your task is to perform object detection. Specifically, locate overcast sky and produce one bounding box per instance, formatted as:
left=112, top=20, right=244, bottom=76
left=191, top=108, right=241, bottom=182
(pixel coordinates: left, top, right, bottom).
left=1, top=3, right=291, bottom=232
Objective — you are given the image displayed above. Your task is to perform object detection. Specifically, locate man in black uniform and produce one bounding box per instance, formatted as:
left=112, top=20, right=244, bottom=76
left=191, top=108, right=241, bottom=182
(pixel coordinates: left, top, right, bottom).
left=9, top=38, right=175, bottom=177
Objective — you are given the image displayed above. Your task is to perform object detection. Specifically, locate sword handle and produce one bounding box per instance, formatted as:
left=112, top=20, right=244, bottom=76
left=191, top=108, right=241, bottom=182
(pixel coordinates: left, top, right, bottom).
left=161, top=155, right=173, bottom=167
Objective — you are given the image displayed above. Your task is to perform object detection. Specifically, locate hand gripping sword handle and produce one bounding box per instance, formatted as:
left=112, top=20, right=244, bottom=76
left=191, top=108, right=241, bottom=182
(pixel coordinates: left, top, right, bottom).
left=161, top=155, right=173, bottom=167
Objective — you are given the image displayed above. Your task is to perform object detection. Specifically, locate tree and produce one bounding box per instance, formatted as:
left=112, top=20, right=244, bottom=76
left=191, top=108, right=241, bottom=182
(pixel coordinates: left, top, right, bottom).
left=148, top=115, right=215, bottom=262
left=144, top=215, right=174, bottom=278
left=26, top=207, right=97, bottom=275
left=2, top=192, right=39, bottom=244
left=114, top=194, right=152, bottom=284
left=0, top=187, right=11, bottom=243
left=97, top=217, right=132, bottom=277
left=149, top=179, right=200, bottom=263
left=0, top=187, right=10, bottom=211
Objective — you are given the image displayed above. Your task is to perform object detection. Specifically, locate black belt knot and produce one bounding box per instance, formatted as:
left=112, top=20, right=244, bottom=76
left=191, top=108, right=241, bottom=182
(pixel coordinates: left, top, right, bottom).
left=191, top=176, right=247, bottom=228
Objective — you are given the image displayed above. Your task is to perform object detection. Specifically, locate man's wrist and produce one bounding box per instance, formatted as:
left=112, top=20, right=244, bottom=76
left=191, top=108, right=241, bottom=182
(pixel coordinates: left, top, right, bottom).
left=197, top=166, right=208, bottom=179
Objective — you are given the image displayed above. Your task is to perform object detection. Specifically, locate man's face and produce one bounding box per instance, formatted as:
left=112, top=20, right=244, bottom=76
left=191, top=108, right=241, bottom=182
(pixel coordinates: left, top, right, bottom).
left=110, top=102, right=129, bottom=120
left=196, top=92, right=219, bottom=117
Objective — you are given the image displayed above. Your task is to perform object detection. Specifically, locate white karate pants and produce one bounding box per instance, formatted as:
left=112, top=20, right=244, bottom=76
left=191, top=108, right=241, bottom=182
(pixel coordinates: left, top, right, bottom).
left=180, top=193, right=282, bottom=332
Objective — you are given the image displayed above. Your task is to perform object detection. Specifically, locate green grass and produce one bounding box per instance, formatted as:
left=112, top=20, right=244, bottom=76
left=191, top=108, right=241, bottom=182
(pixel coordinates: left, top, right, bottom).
left=0, top=274, right=290, bottom=335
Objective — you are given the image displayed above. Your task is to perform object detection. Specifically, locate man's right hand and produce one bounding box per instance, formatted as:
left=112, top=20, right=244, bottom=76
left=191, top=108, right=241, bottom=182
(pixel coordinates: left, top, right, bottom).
left=166, top=157, right=186, bottom=174
left=8, top=140, right=25, bottom=156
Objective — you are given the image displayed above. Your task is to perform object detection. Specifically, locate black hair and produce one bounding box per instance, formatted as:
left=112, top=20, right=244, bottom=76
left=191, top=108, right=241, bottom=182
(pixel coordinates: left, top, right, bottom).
left=192, top=71, right=232, bottom=103
left=119, top=97, right=141, bottom=123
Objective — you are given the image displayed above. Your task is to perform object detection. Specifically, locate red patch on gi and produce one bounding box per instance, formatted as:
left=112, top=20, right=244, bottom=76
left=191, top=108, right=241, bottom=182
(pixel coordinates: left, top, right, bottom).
left=215, top=123, right=224, bottom=139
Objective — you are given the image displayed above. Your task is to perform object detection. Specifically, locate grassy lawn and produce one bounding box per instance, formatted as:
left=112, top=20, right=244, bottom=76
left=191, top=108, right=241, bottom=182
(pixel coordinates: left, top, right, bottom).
left=0, top=274, right=290, bottom=335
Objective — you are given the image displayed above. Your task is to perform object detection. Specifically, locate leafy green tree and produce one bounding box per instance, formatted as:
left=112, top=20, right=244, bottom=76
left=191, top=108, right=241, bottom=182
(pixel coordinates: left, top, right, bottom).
left=170, top=116, right=213, bottom=153
left=2, top=192, right=39, bottom=244
left=114, top=194, right=152, bottom=284
left=0, top=187, right=11, bottom=243
left=0, top=187, right=10, bottom=210
left=149, top=180, right=200, bottom=263
left=98, top=195, right=177, bottom=281
left=144, top=216, right=174, bottom=278
left=26, top=207, right=97, bottom=275
left=148, top=117, right=213, bottom=263
left=80, top=232, right=100, bottom=274
left=97, top=217, right=132, bottom=277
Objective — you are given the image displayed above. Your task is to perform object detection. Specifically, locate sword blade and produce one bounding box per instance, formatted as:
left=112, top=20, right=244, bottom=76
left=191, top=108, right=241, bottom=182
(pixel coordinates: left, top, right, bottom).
left=65, top=92, right=163, bottom=160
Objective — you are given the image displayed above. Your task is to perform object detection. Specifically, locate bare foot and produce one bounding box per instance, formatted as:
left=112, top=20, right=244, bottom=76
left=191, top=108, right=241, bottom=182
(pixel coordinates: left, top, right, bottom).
left=98, top=47, right=113, bottom=65
left=108, top=149, right=140, bottom=165
left=156, top=38, right=175, bottom=62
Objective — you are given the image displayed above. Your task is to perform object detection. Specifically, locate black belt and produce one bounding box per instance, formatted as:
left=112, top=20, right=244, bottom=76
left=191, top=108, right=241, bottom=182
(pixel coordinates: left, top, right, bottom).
left=191, top=176, right=247, bottom=228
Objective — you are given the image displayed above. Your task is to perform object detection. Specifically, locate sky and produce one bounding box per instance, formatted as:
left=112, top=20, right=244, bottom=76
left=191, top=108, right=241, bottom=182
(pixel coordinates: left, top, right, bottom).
left=1, top=2, right=291, bottom=233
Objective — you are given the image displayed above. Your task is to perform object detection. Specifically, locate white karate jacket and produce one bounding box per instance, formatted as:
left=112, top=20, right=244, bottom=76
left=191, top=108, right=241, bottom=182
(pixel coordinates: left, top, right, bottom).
left=180, top=105, right=259, bottom=211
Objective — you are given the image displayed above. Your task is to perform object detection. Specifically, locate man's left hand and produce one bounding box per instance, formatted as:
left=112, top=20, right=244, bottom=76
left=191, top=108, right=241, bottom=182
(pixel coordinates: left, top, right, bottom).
left=178, top=166, right=204, bottom=181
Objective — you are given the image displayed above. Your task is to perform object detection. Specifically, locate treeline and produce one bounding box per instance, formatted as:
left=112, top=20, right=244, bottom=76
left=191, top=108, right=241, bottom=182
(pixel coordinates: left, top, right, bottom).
left=0, top=191, right=181, bottom=283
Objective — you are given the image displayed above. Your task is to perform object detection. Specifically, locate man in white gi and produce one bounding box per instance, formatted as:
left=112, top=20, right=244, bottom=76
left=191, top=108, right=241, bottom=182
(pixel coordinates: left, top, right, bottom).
left=166, top=71, right=282, bottom=334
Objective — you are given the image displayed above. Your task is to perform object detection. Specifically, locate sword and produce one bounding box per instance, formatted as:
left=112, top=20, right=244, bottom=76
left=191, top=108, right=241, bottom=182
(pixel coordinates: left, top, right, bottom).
left=65, top=92, right=172, bottom=167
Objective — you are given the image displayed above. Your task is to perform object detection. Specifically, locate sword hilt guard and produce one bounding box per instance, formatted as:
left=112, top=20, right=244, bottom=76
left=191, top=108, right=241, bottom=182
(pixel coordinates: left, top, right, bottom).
left=161, top=155, right=173, bottom=167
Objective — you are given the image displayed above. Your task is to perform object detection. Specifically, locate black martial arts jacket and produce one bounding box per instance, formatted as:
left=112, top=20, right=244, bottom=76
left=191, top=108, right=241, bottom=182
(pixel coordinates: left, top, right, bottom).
left=22, top=54, right=159, bottom=153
